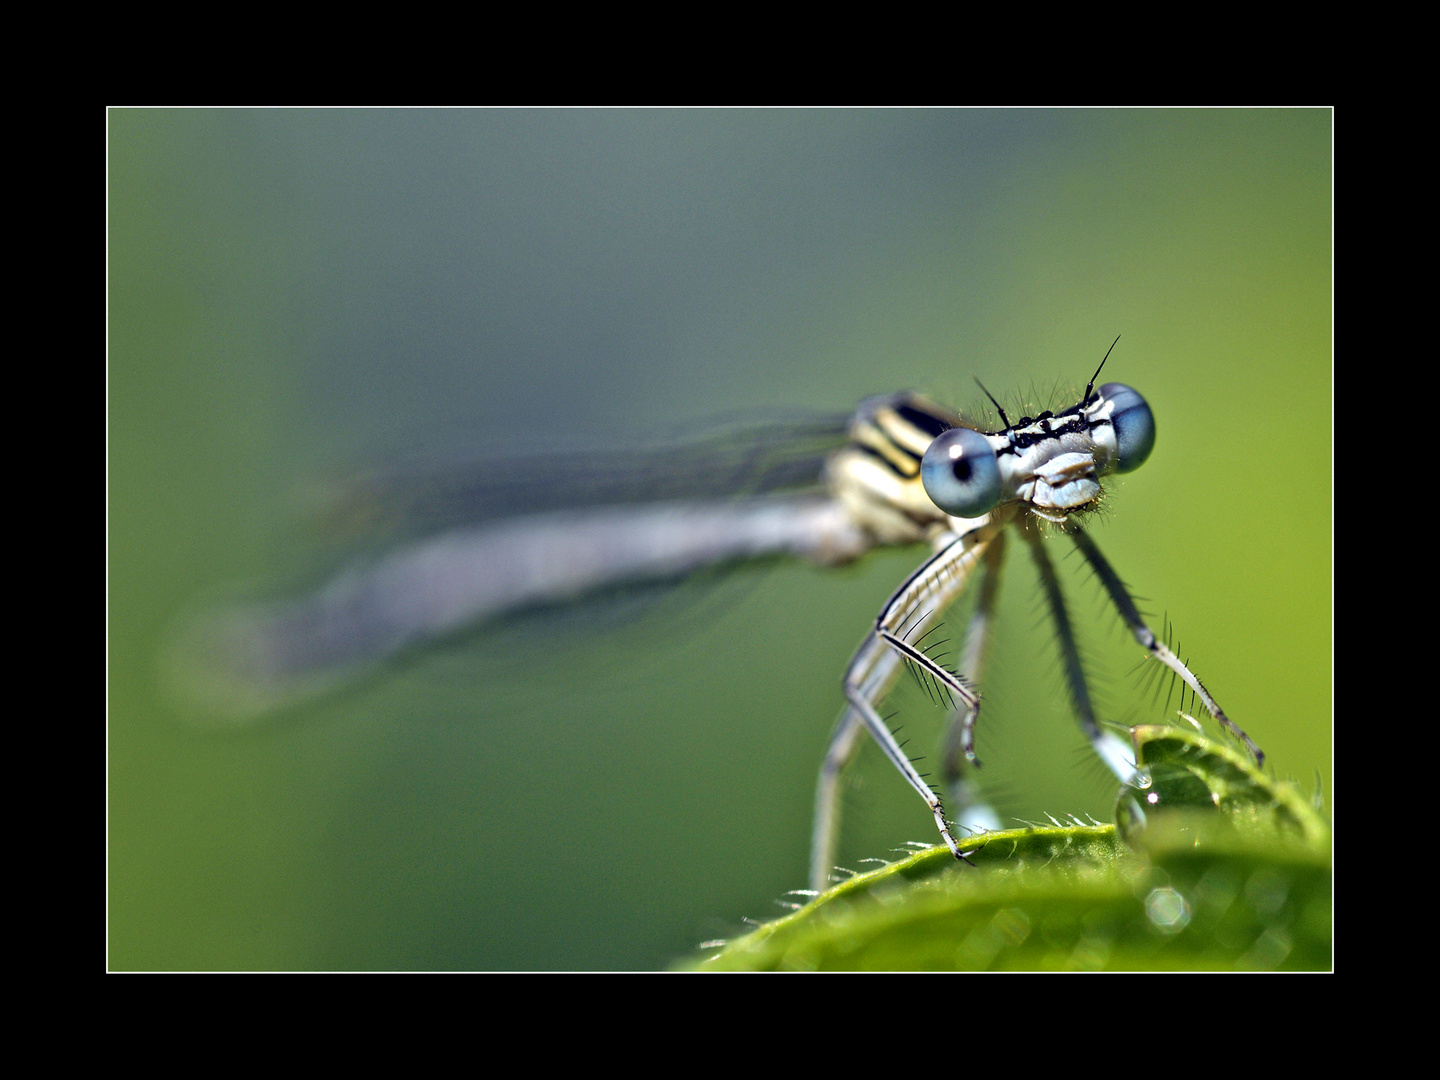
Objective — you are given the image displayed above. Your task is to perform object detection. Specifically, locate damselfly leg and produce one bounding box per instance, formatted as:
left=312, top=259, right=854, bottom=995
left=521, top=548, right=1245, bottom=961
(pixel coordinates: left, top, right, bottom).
left=1069, top=527, right=1263, bottom=764
left=811, top=509, right=1003, bottom=888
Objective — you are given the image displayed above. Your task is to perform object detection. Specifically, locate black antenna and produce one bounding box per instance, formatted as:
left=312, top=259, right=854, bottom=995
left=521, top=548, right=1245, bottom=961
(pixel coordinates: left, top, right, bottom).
left=1083, top=334, right=1122, bottom=405
left=974, top=378, right=1011, bottom=429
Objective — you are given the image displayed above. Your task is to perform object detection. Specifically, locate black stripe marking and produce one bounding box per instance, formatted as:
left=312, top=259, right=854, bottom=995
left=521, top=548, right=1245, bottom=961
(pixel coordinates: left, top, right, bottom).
left=894, top=402, right=951, bottom=439
left=851, top=441, right=921, bottom=477
left=992, top=413, right=1110, bottom=457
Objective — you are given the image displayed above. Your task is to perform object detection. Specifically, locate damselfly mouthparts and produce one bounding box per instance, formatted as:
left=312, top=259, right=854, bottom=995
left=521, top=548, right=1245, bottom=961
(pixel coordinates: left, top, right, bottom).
left=169, top=340, right=1262, bottom=893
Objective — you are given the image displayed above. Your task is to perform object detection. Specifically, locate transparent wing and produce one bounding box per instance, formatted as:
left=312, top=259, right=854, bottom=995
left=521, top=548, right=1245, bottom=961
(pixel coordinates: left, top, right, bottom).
left=164, top=412, right=865, bottom=723
left=305, top=412, right=852, bottom=547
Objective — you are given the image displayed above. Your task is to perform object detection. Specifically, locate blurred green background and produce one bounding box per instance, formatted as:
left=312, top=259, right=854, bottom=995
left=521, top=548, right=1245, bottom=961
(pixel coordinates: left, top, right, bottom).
left=109, top=109, right=1331, bottom=970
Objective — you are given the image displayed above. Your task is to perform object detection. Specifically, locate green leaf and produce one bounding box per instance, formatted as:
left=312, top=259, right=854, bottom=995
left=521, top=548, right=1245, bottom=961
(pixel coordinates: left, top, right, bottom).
left=684, top=725, right=1330, bottom=971
left=1119, top=723, right=1330, bottom=853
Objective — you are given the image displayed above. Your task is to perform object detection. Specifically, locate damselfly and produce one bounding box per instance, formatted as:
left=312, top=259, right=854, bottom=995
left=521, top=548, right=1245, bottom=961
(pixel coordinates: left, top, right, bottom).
left=170, top=339, right=1262, bottom=892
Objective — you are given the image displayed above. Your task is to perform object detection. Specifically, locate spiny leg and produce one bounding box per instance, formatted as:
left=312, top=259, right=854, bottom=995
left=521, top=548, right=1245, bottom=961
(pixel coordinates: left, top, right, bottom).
left=1068, top=526, right=1264, bottom=766
left=811, top=705, right=867, bottom=892
left=817, top=610, right=984, bottom=898
left=1018, top=520, right=1139, bottom=784
left=844, top=665, right=967, bottom=867
left=870, top=529, right=994, bottom=762
left=814, top=631, right=894, bottom=876
left=813, top=529, right=995, bottom=885
left=811, top=622, right=956, bottom=891
left=938, top=530, right=1007, bottom=834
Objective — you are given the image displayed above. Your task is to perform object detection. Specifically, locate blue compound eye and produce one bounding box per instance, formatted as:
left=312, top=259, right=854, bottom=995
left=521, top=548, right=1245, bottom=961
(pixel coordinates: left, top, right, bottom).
left=1098, top=383, right=1155, bottom=474
left=921, top=427, right=1003, bottom=518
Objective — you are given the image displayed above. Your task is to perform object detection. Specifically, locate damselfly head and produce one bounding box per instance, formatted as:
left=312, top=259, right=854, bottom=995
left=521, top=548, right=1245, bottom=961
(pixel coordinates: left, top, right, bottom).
left=921, top=378, right=1155, bottom=525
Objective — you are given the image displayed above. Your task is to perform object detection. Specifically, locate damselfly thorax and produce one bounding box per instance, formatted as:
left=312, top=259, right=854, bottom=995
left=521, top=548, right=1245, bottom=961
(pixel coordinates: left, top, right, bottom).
left=167, top=343, right=1263, bottom=893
